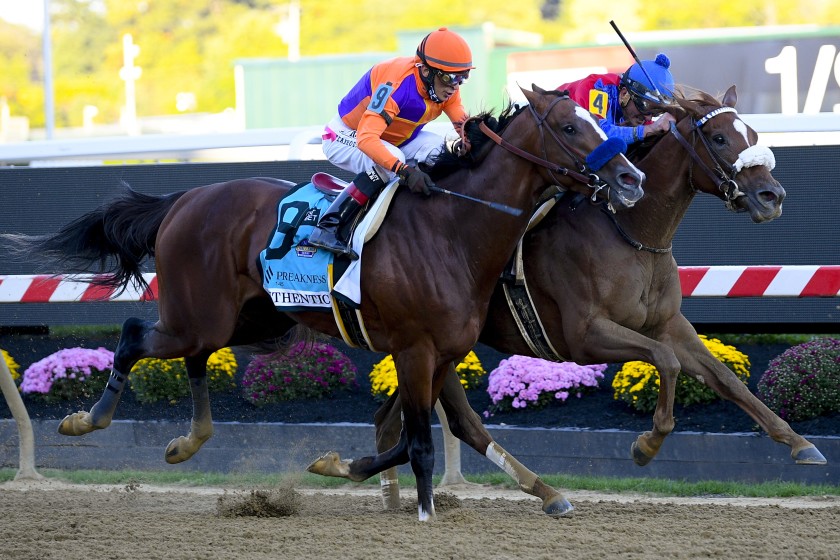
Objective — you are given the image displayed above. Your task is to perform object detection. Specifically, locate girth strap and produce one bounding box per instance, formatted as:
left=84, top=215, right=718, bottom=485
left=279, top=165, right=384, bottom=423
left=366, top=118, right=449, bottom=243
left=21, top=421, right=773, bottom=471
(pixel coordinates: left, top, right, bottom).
left=500, top=241, right=567, bottom=362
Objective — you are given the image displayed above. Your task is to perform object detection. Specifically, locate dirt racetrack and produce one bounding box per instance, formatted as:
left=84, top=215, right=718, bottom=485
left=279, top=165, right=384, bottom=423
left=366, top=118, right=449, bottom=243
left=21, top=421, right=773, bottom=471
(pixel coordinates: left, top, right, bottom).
left=2, top=480, right=840, bottom=560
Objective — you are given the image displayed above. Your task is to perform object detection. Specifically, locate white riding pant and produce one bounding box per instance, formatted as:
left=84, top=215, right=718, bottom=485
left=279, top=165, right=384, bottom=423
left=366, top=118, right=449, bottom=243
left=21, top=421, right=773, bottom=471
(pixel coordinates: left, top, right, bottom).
left=322, top=115, right=447, bottom=180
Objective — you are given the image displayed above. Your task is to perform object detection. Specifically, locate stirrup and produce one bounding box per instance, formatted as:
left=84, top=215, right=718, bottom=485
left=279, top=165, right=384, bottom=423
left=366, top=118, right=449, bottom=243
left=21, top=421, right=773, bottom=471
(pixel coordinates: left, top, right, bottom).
left=308, top=228, right=359, bottom=261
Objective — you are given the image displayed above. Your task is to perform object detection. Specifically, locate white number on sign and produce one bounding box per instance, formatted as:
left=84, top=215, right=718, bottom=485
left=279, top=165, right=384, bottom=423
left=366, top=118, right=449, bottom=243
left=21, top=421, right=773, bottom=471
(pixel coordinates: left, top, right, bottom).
left=765, top=44, right=840, bottom=114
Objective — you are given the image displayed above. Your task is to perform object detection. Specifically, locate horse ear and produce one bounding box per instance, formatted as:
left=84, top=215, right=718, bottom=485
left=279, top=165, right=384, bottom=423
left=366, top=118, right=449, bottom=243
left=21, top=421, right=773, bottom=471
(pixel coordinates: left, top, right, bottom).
left=531, top=83, right=547, bottom=94
left=520, top=85, right=539, bottom=106
left=723, top=85, right=737, bottom=108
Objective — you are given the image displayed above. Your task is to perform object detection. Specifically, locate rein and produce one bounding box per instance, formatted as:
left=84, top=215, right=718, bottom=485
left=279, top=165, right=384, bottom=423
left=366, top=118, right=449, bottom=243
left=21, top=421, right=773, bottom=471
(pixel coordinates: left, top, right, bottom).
left=599, top=207, right=672, bottom=253
left=603, top=104, right=747, bottom=254
left=477, top=97, right=599, bottom=188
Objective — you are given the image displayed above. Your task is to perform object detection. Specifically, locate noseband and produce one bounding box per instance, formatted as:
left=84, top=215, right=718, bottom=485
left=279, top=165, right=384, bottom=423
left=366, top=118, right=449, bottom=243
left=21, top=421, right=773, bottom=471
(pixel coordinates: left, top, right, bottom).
left=668, top=106, right=774, bottom=212
left=476, top=96, right=606, bottom=194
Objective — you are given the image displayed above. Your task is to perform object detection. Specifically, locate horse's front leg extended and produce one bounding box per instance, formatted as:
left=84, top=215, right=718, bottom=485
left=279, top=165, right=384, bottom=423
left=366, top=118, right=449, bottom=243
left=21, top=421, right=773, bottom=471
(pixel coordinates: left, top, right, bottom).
left=436, top=366, right=573, bottom=517
left=668, top=317, right=826, bottom=465
left=165, top=354, right=214, bottom=464
left=58, top=317, right=149, bottom=436
left=573, top=319, right=681, bottom=466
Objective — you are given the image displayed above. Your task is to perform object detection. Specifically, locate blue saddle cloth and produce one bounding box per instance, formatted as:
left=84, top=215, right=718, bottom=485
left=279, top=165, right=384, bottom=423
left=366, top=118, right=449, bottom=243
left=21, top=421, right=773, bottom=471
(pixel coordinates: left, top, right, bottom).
left=259, top=183, right=335, bottom=312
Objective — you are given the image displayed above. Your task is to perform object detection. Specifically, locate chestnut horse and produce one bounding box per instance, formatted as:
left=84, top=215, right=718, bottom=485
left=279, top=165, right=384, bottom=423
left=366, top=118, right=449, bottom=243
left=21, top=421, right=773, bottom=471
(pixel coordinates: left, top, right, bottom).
left=2, top=86, right=643, bottom=521
left=365, top=85, right=826, bottom=511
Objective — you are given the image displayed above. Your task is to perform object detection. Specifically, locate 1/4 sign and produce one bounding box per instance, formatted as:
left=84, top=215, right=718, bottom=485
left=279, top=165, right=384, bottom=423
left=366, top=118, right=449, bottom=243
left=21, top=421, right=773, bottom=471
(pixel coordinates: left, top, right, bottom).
left=765, top=44, right=840, bottom=113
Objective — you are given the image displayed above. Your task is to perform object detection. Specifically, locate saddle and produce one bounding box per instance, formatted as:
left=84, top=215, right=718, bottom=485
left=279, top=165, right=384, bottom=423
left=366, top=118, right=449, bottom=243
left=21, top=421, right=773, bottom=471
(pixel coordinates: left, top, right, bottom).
left=311, top=172, right=347, bottom=196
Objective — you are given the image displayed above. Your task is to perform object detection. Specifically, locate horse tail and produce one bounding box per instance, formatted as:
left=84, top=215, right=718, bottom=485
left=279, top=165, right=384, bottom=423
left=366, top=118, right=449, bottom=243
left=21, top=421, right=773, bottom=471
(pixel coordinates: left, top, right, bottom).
left=2, top=183, right=187, bottom=294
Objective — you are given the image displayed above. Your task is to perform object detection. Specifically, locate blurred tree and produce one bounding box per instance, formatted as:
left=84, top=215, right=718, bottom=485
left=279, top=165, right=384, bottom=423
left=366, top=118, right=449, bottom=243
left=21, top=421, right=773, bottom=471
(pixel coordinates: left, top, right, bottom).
left=2, top=0, right=840, bottom=130
left=0, top=21, right=44, bottom=126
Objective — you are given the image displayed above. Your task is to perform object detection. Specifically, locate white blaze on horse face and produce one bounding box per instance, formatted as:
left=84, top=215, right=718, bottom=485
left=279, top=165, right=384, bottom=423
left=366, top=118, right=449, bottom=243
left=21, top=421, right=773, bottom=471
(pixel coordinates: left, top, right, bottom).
left=733, top=118, right=751, bottom=145
left=575, top=105, right=608, bottom=140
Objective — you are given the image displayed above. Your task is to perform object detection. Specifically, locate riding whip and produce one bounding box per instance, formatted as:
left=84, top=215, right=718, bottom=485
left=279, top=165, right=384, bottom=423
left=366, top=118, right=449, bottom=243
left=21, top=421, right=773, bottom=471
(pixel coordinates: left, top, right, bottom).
left=428, top=185, right=523, bottom=216
left=609, top=20, right=666, bottom=102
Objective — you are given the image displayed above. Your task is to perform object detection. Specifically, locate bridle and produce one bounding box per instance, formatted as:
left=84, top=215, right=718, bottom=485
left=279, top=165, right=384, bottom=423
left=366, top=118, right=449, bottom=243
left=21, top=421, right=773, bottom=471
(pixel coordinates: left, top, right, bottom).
left=474, top=95, right=611, bottom=198
left=605, top=103, right=776, bottom=254
left=668, top=106, right=749, bottom=211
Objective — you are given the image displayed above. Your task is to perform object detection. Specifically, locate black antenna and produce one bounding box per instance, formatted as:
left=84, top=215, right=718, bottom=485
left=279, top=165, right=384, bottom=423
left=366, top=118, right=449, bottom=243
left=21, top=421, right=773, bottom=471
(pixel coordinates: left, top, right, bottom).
left=609, top=20, right=664, bottom=100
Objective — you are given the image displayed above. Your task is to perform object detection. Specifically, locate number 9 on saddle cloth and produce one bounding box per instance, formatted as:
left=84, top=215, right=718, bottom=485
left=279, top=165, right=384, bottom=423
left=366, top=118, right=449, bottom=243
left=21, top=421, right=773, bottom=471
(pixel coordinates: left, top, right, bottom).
left=258, top=173, right=398, bottom=315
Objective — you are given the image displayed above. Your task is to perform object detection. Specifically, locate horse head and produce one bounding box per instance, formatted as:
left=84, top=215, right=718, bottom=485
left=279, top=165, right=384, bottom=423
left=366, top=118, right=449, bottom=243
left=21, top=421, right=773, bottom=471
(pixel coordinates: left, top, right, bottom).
left=519, top=85, right=645, bottom=210
left=673, top=85, right=785, bottom=223
left=430, top=86, right=645, bottom=211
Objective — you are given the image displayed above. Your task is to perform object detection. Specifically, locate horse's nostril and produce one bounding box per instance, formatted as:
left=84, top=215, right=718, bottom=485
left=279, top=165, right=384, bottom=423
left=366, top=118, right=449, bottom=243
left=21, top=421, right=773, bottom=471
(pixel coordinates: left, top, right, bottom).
left=620, top=172, right=639, bottom=187
left=759, top=191, right=778, bottom=203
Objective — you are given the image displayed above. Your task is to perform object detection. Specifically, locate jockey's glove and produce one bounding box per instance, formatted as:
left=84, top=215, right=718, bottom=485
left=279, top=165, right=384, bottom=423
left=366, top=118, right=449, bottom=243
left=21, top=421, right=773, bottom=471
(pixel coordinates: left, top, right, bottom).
left=397, top=165, right=434, bottom=196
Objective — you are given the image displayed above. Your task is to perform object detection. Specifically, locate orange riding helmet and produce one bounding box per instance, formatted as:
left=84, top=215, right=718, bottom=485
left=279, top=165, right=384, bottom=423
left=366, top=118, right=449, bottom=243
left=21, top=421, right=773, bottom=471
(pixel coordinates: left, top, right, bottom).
left=415, top=27, right=475, bottom=72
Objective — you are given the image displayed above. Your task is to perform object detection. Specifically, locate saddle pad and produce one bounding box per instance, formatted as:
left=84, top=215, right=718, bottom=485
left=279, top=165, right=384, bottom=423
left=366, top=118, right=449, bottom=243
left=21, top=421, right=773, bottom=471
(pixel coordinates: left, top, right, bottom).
left=259, top=183, right=336, bottom=312
left=259, top=180, right=398, bottom=312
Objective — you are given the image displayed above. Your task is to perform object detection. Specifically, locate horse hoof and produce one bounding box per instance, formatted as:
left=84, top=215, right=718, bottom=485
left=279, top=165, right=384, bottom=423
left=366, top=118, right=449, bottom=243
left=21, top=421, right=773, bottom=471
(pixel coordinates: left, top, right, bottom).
left=165, top=436, right=195, bottom=464
left=631, top=441, right=654, bottom=466
left=58, top=412, right=99, bottom=436
left=543, top=497, right=575, bottom=517
left=793, top=445, right=827, bottom=465
left=307, top=451, right=352, bottom=479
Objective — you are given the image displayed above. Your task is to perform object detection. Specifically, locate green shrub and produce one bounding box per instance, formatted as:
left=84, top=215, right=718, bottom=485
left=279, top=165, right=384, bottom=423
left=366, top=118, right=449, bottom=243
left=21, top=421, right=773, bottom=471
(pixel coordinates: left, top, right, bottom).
left=757, top=337, right=840, bottom=422
left=612, top=335, right=751, bottom=413
left=130, top=348, right=237, bottom=404
left=369, top=351, right=485, bottom=401
left=241, top=342, right=358, bottom=406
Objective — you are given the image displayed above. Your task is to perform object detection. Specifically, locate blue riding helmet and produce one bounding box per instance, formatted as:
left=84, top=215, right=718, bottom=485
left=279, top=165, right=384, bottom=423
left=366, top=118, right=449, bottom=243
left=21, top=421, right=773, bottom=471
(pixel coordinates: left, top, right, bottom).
left=622, top=53, right=675, bottom=104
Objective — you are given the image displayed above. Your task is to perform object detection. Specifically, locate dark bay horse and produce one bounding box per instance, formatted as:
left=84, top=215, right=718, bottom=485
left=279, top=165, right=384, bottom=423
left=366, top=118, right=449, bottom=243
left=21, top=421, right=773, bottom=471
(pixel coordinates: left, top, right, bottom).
left=360, top=85, right=826, bottom=510
left=2, top=86, right=643, bottom=521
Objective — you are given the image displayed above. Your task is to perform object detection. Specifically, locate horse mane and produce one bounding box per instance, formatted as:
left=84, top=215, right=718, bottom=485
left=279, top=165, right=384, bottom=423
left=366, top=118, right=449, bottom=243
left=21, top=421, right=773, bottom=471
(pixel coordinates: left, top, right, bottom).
left=673, top=85, right=725, bottom=119
left=626, top=85, right=724, bottom=161
left=426, top=102, right=527, bottom=181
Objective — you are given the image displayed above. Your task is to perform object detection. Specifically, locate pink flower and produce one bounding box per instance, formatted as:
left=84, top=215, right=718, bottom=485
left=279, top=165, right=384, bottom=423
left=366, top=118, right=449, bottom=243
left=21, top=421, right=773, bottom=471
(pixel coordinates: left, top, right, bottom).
left=486, top=355, right=605, bottom=413
left=21, top=347, right=114, bottom=395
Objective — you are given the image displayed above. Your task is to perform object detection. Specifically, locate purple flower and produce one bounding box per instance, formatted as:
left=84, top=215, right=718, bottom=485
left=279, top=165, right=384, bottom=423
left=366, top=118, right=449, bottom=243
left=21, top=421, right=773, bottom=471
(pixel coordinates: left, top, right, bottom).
left=486, top=355, right=605, bottom=413
left=21, top=347, right=114, bottom=396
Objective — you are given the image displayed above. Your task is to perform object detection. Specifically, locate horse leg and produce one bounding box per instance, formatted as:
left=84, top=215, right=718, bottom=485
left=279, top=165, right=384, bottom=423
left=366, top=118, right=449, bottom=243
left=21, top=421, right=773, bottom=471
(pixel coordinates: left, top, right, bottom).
left=371, top=385, right=469, bottom=511
left=435, top=365, right=574, bottom=516
left=58, top=317, right=150, bottom=435
left=164, top=353, right=214, bottom=464
left=373, top=393, right=403, bottom=510
left=667, top=317, right=826, bottom=465
left=371, top=365, right=574, bottom=516
left=311, top=348, right=441, bottom=521
left=573, top=319, right=681, bottom=466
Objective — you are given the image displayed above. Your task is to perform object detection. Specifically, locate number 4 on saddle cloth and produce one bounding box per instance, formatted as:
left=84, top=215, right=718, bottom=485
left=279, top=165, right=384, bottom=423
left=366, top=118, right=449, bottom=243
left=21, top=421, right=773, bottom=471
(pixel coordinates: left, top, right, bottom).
left=258, top=172, right=399, bottom=349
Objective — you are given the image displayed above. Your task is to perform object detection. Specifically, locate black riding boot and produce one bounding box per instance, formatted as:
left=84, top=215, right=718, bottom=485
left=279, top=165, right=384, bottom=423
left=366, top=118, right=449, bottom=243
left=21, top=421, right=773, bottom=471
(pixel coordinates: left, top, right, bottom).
left=307, top=169, right=385, bottom=260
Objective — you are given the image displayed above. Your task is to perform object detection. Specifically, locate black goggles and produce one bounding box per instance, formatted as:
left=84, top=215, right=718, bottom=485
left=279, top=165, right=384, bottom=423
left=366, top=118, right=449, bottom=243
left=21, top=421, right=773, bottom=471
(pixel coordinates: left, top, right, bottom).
left=632, top=94, right=664, bottom=117
left=434, top=69, right=469, bottom=86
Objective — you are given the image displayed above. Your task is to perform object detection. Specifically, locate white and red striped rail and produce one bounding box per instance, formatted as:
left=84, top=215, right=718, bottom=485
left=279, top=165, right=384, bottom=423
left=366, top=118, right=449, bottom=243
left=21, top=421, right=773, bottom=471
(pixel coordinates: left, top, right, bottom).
left=1, top=266, right=840, bottom=303
left=0, top=273, right=158, bottom=303
left=678, top=266, right=840, bottom=297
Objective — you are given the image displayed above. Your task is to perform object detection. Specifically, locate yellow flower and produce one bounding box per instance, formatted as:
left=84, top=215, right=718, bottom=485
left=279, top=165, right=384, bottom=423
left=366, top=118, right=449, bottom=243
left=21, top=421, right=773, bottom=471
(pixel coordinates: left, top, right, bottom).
left=369, top=351, right=486, bottom=399
left=2, top=349, right=21, bottom=382
left=130, top=348, right=237, bottom=404
left=613, top=336, right=750, bottom=412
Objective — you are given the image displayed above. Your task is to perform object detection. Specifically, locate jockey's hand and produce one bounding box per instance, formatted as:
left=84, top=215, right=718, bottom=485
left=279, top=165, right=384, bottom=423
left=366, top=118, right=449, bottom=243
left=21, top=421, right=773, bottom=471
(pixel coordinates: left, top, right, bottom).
left=643, top=113, right=676, bottom=137
left=398, top=165, right=434, bottom=196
